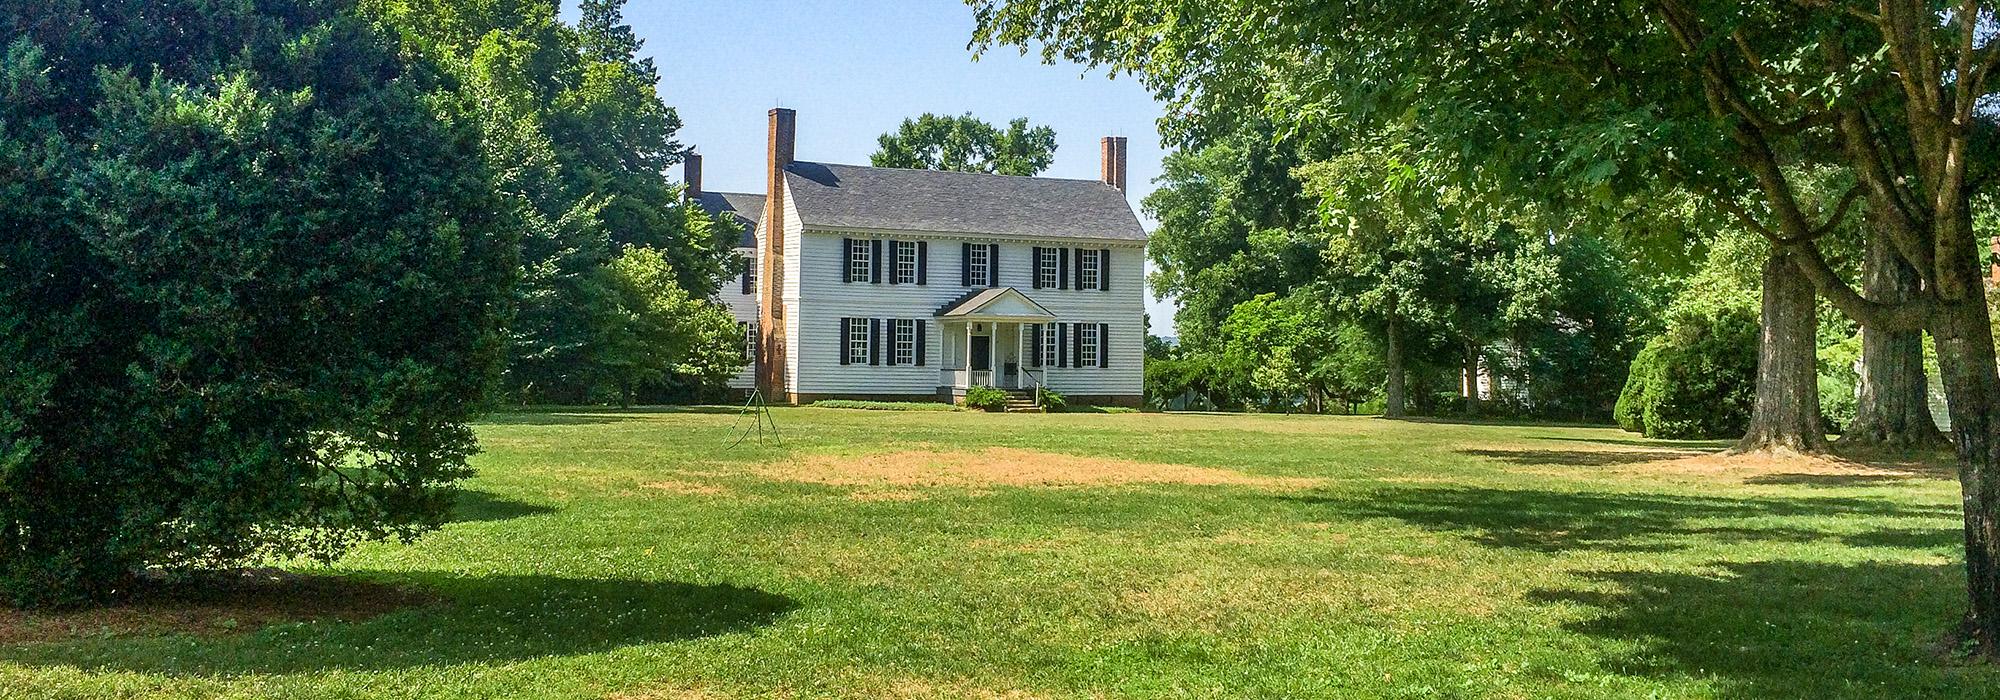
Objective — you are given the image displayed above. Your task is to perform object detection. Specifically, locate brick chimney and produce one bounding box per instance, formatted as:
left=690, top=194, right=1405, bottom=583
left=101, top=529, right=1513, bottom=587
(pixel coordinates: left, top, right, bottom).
left=1101, top=136, right=1129, bottom=193
left=758, top=108, right=796, bottom=402
left=682, top=150, right=702, bottom=200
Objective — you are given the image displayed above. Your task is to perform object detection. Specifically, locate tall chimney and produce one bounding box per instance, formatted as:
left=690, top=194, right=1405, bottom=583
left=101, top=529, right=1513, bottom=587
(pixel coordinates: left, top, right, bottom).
left=758, top=108, right=796, bottom=402
left=1101, top=136, right=1129, bottom=193
left=682, top=151, right=702, bottom=200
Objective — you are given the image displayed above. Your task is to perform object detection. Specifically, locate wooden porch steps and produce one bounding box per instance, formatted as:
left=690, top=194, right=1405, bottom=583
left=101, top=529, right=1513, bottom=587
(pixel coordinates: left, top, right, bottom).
left=1002, top=389, right=1044, bottom=414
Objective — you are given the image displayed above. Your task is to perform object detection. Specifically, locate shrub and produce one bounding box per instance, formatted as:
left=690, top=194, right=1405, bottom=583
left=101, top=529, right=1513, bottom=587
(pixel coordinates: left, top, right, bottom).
left=811, top=400, right=958, bottom=412
left=1632, top=304, right=1760, bottom=439
left=1614, top=342, right=1662, bottom=433
left=1037, top=389, right=1068, bottom=412
left=0, top=9, right=512, bottom=606
left=962, top=386, right=1010, bottom=412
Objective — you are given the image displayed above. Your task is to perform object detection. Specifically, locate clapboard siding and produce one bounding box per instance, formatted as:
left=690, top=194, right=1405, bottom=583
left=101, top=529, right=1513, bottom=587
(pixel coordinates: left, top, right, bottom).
left=722, top=245, right=759, bottom=389
left=785, top=208, right=1145, bottom=397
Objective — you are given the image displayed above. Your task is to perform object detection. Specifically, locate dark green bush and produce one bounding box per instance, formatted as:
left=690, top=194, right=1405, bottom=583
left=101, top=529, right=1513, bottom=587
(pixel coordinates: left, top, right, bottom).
left=0, top=6, right=512, bottom=606
left=1038, top=389, right=1068, bottom=412
left=1629, top=304, right=1760, bottom=440
left=1614, top=342, right=1662, bottom=433
left=962, top=386, right=1010, bottom=412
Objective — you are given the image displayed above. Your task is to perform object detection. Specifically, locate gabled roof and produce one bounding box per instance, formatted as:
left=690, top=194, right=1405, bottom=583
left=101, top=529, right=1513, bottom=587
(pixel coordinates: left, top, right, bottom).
left=694, top=191, right=764, bottom=248
left=934, top=287, right=1057, bottom=321
left=783, top=162, right=1147, bottom=242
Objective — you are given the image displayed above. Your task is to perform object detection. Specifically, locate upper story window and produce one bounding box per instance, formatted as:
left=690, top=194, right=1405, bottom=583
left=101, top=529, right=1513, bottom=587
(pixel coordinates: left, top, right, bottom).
left=1078, top=323, right=1100, bottom=367
left=894, top=241, right=917, bottom=284
left=740, top=254, right=756, bottom=295
left=894, top=319, right=916, bottom=365
left=1079, top=250, right=1101, bottom=290
left=848, top=240, right=872, bottom=282
left=968, top=244, right=991, bottom=286
left=1037, top=247, right=1059, bottom=289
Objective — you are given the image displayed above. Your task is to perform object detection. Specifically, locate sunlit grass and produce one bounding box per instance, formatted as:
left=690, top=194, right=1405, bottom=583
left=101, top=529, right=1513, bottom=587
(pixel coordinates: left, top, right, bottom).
left=1, top=408, right=1993, bottom=699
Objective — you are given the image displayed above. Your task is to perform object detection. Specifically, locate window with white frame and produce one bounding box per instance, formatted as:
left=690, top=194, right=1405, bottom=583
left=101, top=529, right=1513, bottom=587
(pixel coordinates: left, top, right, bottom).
left=742, top=320, right=758, bottom=361
left=1079, top=249, right=1101, bottom=290
left=1042, top=322, right=1059, bottom=367
left=968, top=244, right=991, bottom=286
left=894, top=241, right=917, bottom=284
left=741, top=254, right=756, bottom=293
left=1078, top=323, right=1100, bottom=367
left=849, top=240, right=872, bottom=282
left=894, top=319, right=916, bottom=365
left=1037, top=248, right=1059, bottom=288
left=847, top=319, right=870, bottom=364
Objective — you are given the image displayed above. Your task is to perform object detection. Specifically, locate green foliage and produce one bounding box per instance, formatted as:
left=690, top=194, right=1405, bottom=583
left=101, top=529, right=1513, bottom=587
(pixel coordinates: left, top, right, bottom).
left=1614, top=343, right=1660, bottom=433
left=811, top=400, right=960, bottom=412
left=1037, top=389, right=1068, bottom=412
left=962, top=386, right=1011, bottom=412
left=1634, top=304, right=1761, bottom=440
left=366, top=0, right=735, bottom=404
left=0, top=1, right=513, bottom=606
left=871, top=112, right=1058, bottom=176
left=592, top=246, right=747, bottom=407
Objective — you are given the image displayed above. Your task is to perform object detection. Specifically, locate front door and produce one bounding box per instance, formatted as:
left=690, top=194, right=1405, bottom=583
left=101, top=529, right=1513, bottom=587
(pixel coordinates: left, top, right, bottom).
left=970, top=335, right=992, bottom=373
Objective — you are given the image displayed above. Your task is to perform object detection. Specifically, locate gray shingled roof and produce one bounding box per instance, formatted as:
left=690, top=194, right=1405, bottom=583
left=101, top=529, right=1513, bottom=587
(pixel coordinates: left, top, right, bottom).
left=694, top=191, right=764, bottom=248
left=783, top=162, right=1146, bottom=241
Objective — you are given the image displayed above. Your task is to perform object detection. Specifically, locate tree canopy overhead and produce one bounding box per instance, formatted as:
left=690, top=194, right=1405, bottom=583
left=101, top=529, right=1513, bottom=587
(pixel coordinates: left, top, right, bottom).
left=871, top=112, right=1059, bottom=176
left=971, top=0, right=2000, bottom=653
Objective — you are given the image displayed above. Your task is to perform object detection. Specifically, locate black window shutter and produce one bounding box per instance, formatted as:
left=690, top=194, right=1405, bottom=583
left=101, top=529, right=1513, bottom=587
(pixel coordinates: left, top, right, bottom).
left=869, top=318, right=881, bottom=365
left=838, top=318, right=851, bottom=365
left=1099, top=249, right=1111, bottom=291
left=741, top=262, right=753, bottom=295
left=1028, top=325, right=1042, bottom=368
left=987, top=244, right=1001, bottom=287
left=1071, top=322, right=1084, bottom=369
left=961, top=242, right=972, bottom=286
left=1058, top=249, right=1070, bottom=289
left=916, top=321, right=928, bottom=366
left=841, top=239, right=854, bottom=283
left=1057, top=323, right=1068, bottom=368
left=870, top=240, right=883, bottom=283
left=887, top=242, right=900, bottom=285
left=1031, top=246, right=1043, bottom=289
left=916, top=242, right=928, bottom=285
left=1098, top=322, right=1110, bottom=368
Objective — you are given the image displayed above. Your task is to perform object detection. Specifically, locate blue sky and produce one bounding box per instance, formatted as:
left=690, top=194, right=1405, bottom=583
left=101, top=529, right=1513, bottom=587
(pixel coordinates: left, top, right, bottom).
left=613, top=0, right=1178, bottom=335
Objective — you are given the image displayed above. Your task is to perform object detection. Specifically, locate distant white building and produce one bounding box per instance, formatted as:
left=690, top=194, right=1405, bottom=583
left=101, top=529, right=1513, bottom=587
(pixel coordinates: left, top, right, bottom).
left=689, top=109, right=1147, bottom=407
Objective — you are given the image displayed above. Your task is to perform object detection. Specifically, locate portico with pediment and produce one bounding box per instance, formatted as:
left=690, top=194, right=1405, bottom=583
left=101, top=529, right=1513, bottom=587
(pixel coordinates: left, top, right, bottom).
left=934, top=287, right=1056, bottom=396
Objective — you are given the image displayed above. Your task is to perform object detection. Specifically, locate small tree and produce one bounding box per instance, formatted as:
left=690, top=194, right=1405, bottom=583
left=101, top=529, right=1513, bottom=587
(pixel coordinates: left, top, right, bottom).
left=593, top=246, right=747, bottom=407
left=0, top=4, right=514, bottom=606
left=871, top=113, right=1058, bottom=176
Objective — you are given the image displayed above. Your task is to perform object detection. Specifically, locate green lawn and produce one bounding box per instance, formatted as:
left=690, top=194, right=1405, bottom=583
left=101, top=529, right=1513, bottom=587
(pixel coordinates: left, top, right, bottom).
left=2, top=408, right=1995, bottom=699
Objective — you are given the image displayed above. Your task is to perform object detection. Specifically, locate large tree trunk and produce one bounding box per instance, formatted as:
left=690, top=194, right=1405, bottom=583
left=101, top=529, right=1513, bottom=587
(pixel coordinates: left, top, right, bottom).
left=1737, top=251, right=1828, bottom=453
left=1847, top=228, right=1945, bottom=448
left=1932, top=297, right=2000, bottom=657
left=1384, top=296, right=1406, bottom=418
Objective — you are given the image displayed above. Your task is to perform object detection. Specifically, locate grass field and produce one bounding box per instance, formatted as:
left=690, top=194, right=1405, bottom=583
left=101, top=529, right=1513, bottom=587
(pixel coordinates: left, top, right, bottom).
left=2, top=408, right=1997, bottom=699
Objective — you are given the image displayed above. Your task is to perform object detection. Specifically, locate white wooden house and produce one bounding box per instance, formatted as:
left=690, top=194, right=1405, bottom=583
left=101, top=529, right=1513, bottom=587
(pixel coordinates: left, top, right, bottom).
left=690, top=109, right=1146, bottom=407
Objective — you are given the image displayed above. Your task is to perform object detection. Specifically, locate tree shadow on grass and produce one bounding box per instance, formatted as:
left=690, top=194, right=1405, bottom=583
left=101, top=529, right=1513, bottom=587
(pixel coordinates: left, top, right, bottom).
left=450, top=490, right=558, bottom=523
left=1458, top=448, right=1708, bottom=467
left=0, top=571, right=797, bottom=676
left=1531, top=561, right=1996, bottom=698
left=1283, top=487, right=1958, bottom=553
left=1743, top=473, right=1917, bottom=487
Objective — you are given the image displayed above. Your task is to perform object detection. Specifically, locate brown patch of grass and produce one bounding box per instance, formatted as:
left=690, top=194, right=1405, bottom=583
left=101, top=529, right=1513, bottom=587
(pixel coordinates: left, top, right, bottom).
left=760, top=446, right=1319, bottom=493
left=0, top=569, right=432, bottom=644
left=638, top=479, right=728, bottom=496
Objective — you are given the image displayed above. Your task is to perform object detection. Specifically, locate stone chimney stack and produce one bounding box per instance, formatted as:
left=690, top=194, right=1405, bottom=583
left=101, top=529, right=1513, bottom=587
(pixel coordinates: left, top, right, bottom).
left=1101, top=136, right=1129, bottom=193
left=758, top=108, right=796, bottom=402
left=682, top=151, right=702, bottom=200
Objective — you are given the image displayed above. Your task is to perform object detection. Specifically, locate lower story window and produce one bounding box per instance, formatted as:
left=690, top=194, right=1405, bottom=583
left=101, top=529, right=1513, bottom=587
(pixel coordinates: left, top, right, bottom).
left=743, top=320, right=758, bottom=361
left=847, top=319, right=869, bottom=364
left=1078, top=323, right=1100, bottom=367
left=894, top=319, right=916, bottom=365
left=1042, top=323, right=1059, bottom=367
